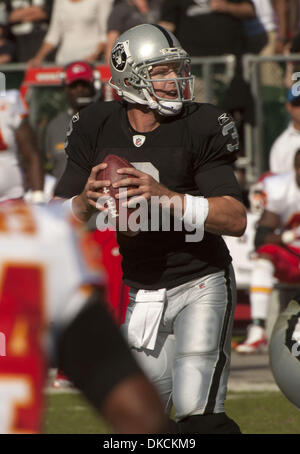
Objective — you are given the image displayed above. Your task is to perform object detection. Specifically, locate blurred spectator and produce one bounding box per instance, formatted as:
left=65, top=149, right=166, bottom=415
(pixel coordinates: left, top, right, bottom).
left=4, top=0, right=53, bottom=63
left=45, top=61, right=103, bottom=182
left=0, top=89, right=44, bottom=202
left=0, top=21, right=15, bottom=63
left=106, top=0, right=163, bottom=64
left=159, top=0, right=255, bottom=58
left=284, top=27, right=300, bottom=89
left=274, top=0, right=299, bottom=54
left=244, top=1, right=286, bottom=87
left=243, top=0, right=276, bottom=55
left=236, top=152, right=300, bottom=353
left=28, top=0, right=113, bottom=66
left=269, top=88, right=300, bottom=173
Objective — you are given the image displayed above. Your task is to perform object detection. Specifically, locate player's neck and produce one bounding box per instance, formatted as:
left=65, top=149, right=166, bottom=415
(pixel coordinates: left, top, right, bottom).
left=126, top=104, right=162, bottom=133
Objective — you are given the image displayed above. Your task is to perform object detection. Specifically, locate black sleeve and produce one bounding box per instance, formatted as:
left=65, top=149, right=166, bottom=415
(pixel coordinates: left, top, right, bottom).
left=192, top=107, right=240, bottom=172
left=54, top=158, right=90, bottom=198
left=54, top=114, right=93, bottom=198
left=56, top=290, right=142, bottom=410
left=194, top=164, right=243, bottom=203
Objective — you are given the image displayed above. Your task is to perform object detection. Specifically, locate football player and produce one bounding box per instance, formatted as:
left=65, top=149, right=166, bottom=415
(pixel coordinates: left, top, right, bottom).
left=236, top=149, right=300, bottom=353
left=0, top=89, right=44, bottom=202
left=54, top=24, right=246, bottom=434
left=0, top=200, right=166, bottom=434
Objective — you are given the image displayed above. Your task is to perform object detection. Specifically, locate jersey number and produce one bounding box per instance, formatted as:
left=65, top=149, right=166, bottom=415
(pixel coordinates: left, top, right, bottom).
left=222, top=122, right=239, bottom=153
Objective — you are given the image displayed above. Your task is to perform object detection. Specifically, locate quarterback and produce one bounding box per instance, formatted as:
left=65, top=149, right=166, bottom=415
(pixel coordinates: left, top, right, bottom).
left=55, top=24, right=246, bottom=434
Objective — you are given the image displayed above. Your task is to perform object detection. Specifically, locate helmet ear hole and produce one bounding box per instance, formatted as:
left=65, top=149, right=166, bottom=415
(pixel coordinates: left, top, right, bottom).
left=124, top=79, right=130, bottom=87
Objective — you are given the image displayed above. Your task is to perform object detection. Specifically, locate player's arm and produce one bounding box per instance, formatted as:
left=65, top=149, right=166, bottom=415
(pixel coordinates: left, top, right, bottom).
left=56, top=289, right=167, bottom=434
left=15, top=118, right=44, bottom=193
left=113, top=165, right=246, bottom=237
left=54, top=114, right=105, bottom=219
left=203, top=195, right=246, bottom=236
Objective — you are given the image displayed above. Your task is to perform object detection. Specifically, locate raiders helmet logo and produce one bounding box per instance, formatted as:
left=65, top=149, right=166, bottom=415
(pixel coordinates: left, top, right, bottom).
left=111, top=43, right=127, bottom=71
left=133, top=135, right=146, bottom=148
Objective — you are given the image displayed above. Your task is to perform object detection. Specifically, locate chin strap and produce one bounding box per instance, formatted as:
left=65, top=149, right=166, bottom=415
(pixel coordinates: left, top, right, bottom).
left=157, top=100, right=183, bottom=116
left=142, top=88, right=182, bottom=116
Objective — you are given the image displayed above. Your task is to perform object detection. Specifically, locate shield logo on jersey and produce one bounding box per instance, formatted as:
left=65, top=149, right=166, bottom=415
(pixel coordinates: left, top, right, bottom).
left=72, top=112, right=80, bottom=123
left=111, top=43, right=127, bottom=71
left=133, top=135, right=146, bottom=148
left=218, top=113, right=230, bottom=126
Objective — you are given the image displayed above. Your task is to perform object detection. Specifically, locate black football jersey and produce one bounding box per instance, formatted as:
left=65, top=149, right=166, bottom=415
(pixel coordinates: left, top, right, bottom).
left=55, top=101, right=243, bottom=290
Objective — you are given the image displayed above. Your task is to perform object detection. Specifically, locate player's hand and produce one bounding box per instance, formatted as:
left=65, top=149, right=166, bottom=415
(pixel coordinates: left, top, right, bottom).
left=113, top=167, right=184, bottom=215
left=113, top=167, right=169, bottom=205
left=80, top=163, right=111, bottom=213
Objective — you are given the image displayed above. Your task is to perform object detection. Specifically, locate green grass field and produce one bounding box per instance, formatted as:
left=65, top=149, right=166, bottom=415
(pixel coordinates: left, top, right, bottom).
left=43, top=391, right=300, bottom=434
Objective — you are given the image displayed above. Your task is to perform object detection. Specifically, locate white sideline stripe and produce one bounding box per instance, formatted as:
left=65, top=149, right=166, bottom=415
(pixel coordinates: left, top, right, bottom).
left=44, top=382, right=280, bottom=395
left=228, top=382, right=280, bottom=392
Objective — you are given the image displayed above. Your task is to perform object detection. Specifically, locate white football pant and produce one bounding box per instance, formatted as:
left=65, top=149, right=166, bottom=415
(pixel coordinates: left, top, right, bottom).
left=122, top=266, right=236, bottom=422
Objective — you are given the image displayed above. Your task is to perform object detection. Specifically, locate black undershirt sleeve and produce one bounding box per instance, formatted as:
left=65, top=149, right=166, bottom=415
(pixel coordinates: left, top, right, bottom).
left=56, top=290, right=142, bottom=410
left=54, top=158, right=90, bottom=198
left=194, top=163, right=243, bottom=203
left=54, top=113, right=94, bottom=198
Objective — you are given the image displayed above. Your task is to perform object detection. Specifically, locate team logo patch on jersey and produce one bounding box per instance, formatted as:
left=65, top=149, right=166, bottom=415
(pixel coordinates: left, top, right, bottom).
left=133, top=135, right=146, bottom=148
left=218, top=113, right=230, bottom=126
left=111, top=43, right=127, bottom=71
left=72, top=112, right=80, bottom=123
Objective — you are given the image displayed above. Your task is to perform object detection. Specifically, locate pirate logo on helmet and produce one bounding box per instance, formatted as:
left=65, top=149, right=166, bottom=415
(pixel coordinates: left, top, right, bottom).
left=111, top=43, right=127, bottom=71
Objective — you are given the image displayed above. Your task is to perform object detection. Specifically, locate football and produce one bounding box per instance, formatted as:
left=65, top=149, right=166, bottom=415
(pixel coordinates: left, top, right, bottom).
left=95, top=154, right=137, bottom=224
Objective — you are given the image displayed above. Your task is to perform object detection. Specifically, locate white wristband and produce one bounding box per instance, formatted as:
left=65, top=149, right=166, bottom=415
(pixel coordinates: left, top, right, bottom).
left=282, top=229, right=295, bottom=244
left=181, top=194, right=209, bottom=230
left=62, top=196, right=83, bottom=223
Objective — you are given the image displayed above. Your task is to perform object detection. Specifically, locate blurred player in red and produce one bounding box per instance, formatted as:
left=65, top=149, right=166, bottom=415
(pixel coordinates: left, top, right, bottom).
left=92, top=229, right=129, bottom=325
left=236, top=150, right=300, bottom=353
left=0, top=89, right=44, bottom=203
left=53, top=229, right=129, bottom=388
left=0, top=200, right=166, bottom=434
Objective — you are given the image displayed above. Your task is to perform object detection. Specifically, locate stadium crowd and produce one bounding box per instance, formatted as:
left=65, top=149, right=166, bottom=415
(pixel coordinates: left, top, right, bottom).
left=1, top=0, right=300, bottom=435
left=0, top=1, right=298, bottom=64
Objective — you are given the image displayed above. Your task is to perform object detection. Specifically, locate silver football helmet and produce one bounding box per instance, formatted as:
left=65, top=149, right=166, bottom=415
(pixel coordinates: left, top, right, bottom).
left=269, top=295, right=300, bottom=409
left=109, top=24, right=195, bottom=116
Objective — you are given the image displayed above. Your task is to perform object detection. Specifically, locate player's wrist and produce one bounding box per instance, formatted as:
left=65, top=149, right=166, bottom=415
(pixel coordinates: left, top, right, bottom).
left=181, top=194, right=209, bottom=229
left=159, top=189, right=185, bottom=217
left=64, top=195, right=93, bottom=223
